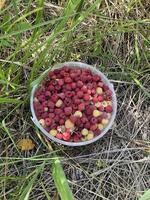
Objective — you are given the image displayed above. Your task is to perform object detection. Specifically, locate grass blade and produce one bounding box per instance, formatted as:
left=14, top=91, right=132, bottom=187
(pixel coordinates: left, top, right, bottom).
left=0, top=97, right=23, bottom=104
left=19, top=163, right=45, bottom=200
left=139, top=189, right=150, bottom=200
left=52, top=157, right=74, bottom=200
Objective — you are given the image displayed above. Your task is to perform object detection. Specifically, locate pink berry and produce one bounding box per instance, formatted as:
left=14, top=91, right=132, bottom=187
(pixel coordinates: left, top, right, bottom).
left=45, top=91, right=51, bottom=97
left=84, top=122, right=90, bottom=129
left=74, top=98, right=81, bottom=104
left=73, top=135, right=80, bottom=142
left=91, top=117, right=97, bottom=124
left=103, top=85, right=109, bottom=91
left=64, top=77, right=72, bottom=83
left=48, top=101, right=55, bottom=108
left=45, top=118, right=52, bottom=126
left=59, top=119, right=65, bottom=125
left=55, top=108, right=62, bottom=114
left=90, top=125, right=97, bottom=131
left=81, top=85, right=87, bottom=93
left=49, top=113, right=55, bottom=118
left=71, top=82, right=76, bottom=89
left=78, top=103, right=85, bottom=111
left=56, top=133, right=63, bottom=139
left=105, top=105, right=113, bottom=113
left=58, top=93, right=65, bottom=99
left=98, top=95, right=104, bottom=102
left=62, top=132, right=71, bottom=141
left=77, top=80, right=83, bottom=88
left=83, top=94, right=90, bottom=101
left=91, top=89, right=96, bottom=95
left=70, top=115, right=77, bottom=123
left=93, top=95, right=98, bottom=103
left=64, top=107, right=72, bottom=115
left=97, top=82, right=103, bottom=87
left=65, top=91, right=73, bottom=98
left=98, top=105, right=104, bottom=112
left=48, top=85, right=55, bottom=91
left=54, top=115, right=59, bottom=122
left=93, top=74, right=101, bottom=82
left=77, top=91, right=83, bottom=98
left=51, top=94, right=58, bottom=102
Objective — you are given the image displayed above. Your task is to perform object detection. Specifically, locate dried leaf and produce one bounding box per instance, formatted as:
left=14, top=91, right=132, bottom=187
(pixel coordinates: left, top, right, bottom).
left=18, top=139, right=35, bottom=151
left=0, top=0, right=5, bottom=9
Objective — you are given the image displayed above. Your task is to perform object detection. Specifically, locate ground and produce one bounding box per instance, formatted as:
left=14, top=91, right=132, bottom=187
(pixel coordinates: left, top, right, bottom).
left=0, top=0, right=150, bottom=200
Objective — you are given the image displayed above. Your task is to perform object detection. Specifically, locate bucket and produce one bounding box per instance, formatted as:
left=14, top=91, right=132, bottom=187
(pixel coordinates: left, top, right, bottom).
left=30, top=62, right=117, bottom=146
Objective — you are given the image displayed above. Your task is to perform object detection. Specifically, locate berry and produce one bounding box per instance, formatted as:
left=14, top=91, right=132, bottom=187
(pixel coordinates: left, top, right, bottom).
left=93, top=95, right=98, bottom=103
left=58, top=79, right=64, bottom=86
left=98, top=124, right=104, bottom=130
left=73, top=135, right=80, bottom=142
left=90, top=124, right=97, bottom=131
left=70, top=115, right=77, bottom=123
left=64, top=107, right=72, bottom=115
left=48, top=101, right=55, bottom=108
left=49, top=129, right=57, bottom=136
left=77, top=91, right=84, bottom=98
left=55, top=108, right=62, bottom=114
left=56, top=133, right=63, bottom=139
left=45, top=118, right=52, bottom=126
left=49, top=113, right=55, bottom=118
left=77, top=80, right=83, bottom=88
left=71, top=82, right=76, bottom=89
left=86, top=132, right=94, bottom=140
left=81, top=128, right=89, bottom=136
left=58, top=93, right=65, bottom=99
left=91, top=117, right=97, bottom=124
left=55, top=99, right=63, bottom=107
left=84, top=122, right=90, bottom=129
left=39, top=119, right=45, bottom=127
left=83, top=94, right=90, bottom=101
left=74, top=111, right=82, bottom=117
left=98, top=95, right=104, bottom=102
left=96, top=87, right=103, bottom=94
left=98, top=105, right=104, bottom=112
left=74, top=98, right=81, bottom=104
left=51, top=94, right=58, bottom=102
left=64, top=98, right=72, bottom=106
left=81, top=85, right=87, bottom=93
left=78, top=103, right=85, bottom=111
left=45, top=91, right=51, bottom=97
left=64, top=77, right=72, bottom=83
left=95, top=102, right=101, bottom=108
left=65, top=119, right=74, bottom=129
left=105, top=105, right=113, bottom=113
left=93, top=110, right=102, bottom=117
left=59, top=119, right=65, bottom=125
left=101, top=118, right=109, bottom=126
left=62, top=132, right=71, bottom=141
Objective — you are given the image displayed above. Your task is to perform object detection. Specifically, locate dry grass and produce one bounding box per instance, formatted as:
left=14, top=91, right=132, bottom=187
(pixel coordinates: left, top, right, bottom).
left=0, top=0, right=150, bottom=199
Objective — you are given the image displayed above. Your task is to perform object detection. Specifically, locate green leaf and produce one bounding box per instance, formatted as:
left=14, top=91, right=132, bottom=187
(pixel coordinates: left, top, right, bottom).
left=52, top=157, right=74, bottom=200
left=139, top=189, right=150, bottom=200
left=19, top=163, right=45, bottom=200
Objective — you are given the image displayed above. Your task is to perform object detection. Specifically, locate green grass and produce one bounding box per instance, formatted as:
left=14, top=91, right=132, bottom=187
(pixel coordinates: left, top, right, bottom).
left=0, top=0, right=150, bottom=199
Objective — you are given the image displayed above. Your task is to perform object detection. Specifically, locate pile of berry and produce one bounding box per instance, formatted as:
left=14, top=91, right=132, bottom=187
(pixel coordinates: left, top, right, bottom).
left=33, top=66, right=113, bottom=142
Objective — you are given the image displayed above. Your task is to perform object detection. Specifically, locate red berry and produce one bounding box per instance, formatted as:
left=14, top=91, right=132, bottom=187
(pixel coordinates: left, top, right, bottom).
left=84, top=122, right=90, bottom=129
left=45, top=118, right=52, bottom=126
left=58, top=93, right=65, bottom=99
left=64, top=107, right=72, bottom=115
left=42, top=101, right=48, bottom=107
left=98, top=95, right=104, bottom=102
left=64, top=98, right=72, bottom=106
left=74, top=98, right=81, bottom=104
left=55, top=108, right=62, bottom=114
left=71, top=82, right=76, bottom=89
left=93, top=75, right=101, bottom=82
left=65, top=91, right=73, bottom=98
left=83, top=94, right=90, bottom=101
left=81, top=85, right=88, bottom=93
left=62, top=132, right=71, bottom=141
left=73, top=135, right=80, bottom=142
left=59, top=119, right=65, bottom=125
left=87, top=90, right=92, bottom=95
left=93, top=95, right=98, bottom=103
left=70, top=115, right=77, bottom=123
left=38, top=95, right=45, bottom=102
left=91, top=117, right=97, bottom=124
left=78, top=103, right=85, bottom=111
left=105, top=105, right=113, bottom=113
left=81, top=117, right=87, bottom=123
left=93, top=129, right=101, bottom=135
left=45, top=91, right=51, bottom=97
left=48, top=101, right=55, bottom=108
left=48, top=71, right=54, bottom=77
left=70, top=73, right=76, bottom=79
left=103, top=85, right=109, bottom=91
left=51, top=94, right=58, bottom=102
left=97, top=82, right=103, bottom=87
left=56, top=133, right=63, bottom=139
left=98, top=105, right=104, bottom=111
left=77, top=91, right=83, bottom=98
left=91, top=89, right=96, bottom=95
left=105, top=90, right=112, bottom=96
left=90, top=125, right=97, bottom=131
left=77, top=80, right=83, bottom=88
left=49, top=113, right=55, bottom=118
left=64, top=77, right=72, bottom=83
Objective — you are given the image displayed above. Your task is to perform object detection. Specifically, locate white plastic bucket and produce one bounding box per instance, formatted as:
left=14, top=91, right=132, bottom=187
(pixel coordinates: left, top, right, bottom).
left=30, top=62, right=117, bottom=146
